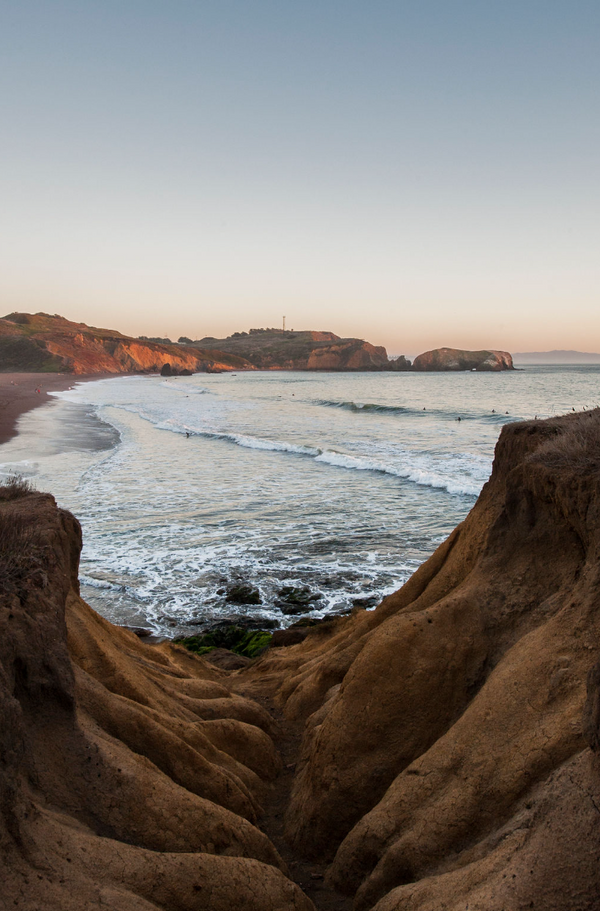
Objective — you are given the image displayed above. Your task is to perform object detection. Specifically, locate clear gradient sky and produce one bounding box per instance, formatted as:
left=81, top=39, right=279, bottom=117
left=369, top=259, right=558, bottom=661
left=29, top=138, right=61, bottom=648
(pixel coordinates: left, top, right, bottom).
left=1, top=1, right=598, bottom=355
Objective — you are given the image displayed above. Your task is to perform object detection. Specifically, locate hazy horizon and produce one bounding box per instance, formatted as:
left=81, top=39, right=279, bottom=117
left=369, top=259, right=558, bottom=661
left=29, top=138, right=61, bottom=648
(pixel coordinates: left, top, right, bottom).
left=1, top=2, right=598, bottom=353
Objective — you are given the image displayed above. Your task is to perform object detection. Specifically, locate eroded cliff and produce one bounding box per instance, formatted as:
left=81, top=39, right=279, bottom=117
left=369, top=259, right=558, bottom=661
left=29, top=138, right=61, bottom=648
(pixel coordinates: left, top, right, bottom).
left=0, top=313, right=252, bottom=375
left=242, top=409, right=600, bottom=910
left=2, top=410, right=600, bottom=910
left=0, top=487, right=312, bottom=910
left=194, top=329, right=391, bottom=371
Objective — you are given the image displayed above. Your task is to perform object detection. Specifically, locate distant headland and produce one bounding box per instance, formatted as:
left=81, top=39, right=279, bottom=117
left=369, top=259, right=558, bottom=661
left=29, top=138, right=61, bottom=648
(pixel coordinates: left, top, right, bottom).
left=513, top=349, right=600, bottom=365
left=0, top=312, right=514, bottom=374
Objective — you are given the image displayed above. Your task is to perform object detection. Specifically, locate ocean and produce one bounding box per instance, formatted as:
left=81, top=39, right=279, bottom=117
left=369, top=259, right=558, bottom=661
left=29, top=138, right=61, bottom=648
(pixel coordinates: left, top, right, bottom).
left=1, top=366, right=598, bottom=636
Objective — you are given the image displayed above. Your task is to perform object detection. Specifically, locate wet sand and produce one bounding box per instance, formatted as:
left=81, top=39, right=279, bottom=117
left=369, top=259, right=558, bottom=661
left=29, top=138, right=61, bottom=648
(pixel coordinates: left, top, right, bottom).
left=0, top=374, right=106, bottom=446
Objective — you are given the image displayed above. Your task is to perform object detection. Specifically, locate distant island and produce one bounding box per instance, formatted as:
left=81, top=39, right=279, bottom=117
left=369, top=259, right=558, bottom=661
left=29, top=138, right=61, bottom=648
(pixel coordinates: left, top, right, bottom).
left=0, top=312, right=514, bottom=374
left=513, top=349, right=600, bottom=365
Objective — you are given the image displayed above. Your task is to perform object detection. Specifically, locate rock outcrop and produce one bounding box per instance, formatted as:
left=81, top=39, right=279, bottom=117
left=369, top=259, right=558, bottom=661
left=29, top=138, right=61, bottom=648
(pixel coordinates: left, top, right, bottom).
left=241, top=408, right=600, bottom=910
left=412, top=346, right=514, bottom=371
left=0, top=485, right=312, bottom=910
left=4, top=409, right=600, bottom=910
left=306, top=340, right=389, bottom=370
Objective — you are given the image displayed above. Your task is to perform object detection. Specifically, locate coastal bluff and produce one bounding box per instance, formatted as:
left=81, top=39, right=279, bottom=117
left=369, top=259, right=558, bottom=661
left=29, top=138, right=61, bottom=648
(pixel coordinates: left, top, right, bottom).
left=0, top=312, right=514, bottom=375
left=0, top=312, right=251, bottom=375
left=3, top=409, right=599, bottom=909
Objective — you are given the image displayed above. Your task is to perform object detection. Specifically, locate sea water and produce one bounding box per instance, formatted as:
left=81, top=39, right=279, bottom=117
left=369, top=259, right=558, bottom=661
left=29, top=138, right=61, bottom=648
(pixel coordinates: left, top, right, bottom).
left=1, top=367, right=598, bottom=636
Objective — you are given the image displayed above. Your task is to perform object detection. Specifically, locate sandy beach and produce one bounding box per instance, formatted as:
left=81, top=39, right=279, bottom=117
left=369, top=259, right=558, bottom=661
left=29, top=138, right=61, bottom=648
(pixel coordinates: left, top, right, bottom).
left=0, top=373, right=104, bottom=446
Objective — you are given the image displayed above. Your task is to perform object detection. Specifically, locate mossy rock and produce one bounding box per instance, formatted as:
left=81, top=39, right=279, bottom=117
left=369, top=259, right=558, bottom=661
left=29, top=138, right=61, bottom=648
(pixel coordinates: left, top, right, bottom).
left=175, top=625, right=271, bottom=659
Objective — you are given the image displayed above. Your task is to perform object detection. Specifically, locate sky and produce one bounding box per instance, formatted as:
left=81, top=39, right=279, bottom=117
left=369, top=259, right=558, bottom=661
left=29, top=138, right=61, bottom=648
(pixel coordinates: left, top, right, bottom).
left=0, top=1, right=598, bottom=356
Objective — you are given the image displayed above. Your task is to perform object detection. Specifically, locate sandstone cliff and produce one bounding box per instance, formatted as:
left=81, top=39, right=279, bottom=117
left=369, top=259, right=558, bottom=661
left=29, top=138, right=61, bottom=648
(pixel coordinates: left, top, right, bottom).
left=1, top=312, right=516, bottom=376
left=241, top=408, right=600, bottom=909
left=0, top=486, right=312, bottom=910
left=0, top=313, right=252, bottom=375
left=3, top=409, right=600, bottom=910
left=412, top=346, right=514, bottom=371
left=194, top=329, right=391, bottom=371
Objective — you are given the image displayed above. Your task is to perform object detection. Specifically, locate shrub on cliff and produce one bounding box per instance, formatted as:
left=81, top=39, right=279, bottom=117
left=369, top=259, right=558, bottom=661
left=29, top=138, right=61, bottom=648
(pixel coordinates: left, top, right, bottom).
left=0, top=474, right=35, bottom=499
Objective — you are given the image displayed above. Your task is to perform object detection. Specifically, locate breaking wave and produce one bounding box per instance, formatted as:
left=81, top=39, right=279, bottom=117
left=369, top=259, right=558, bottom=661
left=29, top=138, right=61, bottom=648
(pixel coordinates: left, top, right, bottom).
left=153, top=421, right=484, bottom=497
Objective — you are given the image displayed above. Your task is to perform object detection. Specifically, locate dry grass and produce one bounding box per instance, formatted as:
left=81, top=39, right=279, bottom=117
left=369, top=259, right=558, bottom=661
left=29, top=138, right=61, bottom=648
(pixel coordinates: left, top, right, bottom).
left=0, top=474, right=35, bottom=500
left=0, top=477, right=46, bottom=587
left=528, top=409, right=600, bottom=472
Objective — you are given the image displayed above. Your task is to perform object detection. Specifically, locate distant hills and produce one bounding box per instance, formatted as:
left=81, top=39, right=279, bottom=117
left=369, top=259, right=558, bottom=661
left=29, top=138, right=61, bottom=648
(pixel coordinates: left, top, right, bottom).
left=513, top=350, right=600, bottom=365
left=0, top=312, right=514, bottom=374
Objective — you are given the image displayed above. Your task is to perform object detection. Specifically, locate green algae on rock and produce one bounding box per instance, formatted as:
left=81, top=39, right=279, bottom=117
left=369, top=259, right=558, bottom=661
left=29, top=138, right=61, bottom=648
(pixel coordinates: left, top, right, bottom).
left=175, top=625, right=272, bottom=658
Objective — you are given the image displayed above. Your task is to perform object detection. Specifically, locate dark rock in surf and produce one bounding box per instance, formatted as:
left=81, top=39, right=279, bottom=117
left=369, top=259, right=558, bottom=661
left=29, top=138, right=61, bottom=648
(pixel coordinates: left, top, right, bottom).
left=204, top=616, right=278, bottom=632
left=351, top=595, right=379, bottom=608
left=275, top=586, right=322, bottom=615
left=225, top=583, right=262, bottom=605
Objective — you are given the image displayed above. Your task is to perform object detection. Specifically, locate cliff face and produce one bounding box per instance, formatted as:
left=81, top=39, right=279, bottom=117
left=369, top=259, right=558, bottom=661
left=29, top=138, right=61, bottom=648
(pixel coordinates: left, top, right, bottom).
left=0, top=313, right=252, bottom=374
left=306, top=341, right=389, bottom=370
left=0, top=486, right=312, bottom=910
left=194, top=329, right=391, bottom=370
left=242, top=409, right=600, bottom=910
left=0, top=315, right=393, bottom=373
left=0, top=312, right=517, bottom=375
left=412, top=346, right=514, bottom=371
left=3, top=410, right=600, bottom=910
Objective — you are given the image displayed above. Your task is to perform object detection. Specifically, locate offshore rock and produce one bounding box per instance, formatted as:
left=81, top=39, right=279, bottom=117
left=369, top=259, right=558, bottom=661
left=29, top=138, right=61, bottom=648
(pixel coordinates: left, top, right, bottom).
left=412, top=346, right=514, bottom=371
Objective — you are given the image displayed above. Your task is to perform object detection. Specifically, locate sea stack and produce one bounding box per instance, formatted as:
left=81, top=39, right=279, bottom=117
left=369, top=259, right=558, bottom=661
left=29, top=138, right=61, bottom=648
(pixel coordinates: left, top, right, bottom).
left=412, top=347, right=514, bottom=371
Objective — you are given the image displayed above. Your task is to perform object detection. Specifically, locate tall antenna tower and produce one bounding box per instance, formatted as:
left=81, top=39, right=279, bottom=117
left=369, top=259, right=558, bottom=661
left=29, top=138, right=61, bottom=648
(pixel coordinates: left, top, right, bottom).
left=282, top=315, right=286, bottom=332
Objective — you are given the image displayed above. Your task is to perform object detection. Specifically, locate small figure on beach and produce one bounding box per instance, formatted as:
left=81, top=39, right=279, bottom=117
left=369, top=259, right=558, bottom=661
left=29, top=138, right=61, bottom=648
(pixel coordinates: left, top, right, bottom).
left=186, top=432, right=190, bottom=438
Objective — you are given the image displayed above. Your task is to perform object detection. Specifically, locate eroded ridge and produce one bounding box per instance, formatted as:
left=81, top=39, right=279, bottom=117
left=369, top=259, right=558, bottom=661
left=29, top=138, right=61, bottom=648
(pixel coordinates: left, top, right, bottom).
left=2, top=410, right=600, bottom=910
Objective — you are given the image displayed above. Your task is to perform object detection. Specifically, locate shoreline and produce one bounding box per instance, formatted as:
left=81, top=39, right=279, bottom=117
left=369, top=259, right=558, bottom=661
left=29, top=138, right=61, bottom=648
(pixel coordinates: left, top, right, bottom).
left=0, top=373, right=111, bottom=447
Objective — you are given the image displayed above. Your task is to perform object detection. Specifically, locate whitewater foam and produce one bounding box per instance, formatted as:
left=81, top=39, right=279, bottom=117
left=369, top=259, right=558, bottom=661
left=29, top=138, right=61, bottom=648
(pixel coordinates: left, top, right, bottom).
left=7, top=367, right=593, bottom=636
